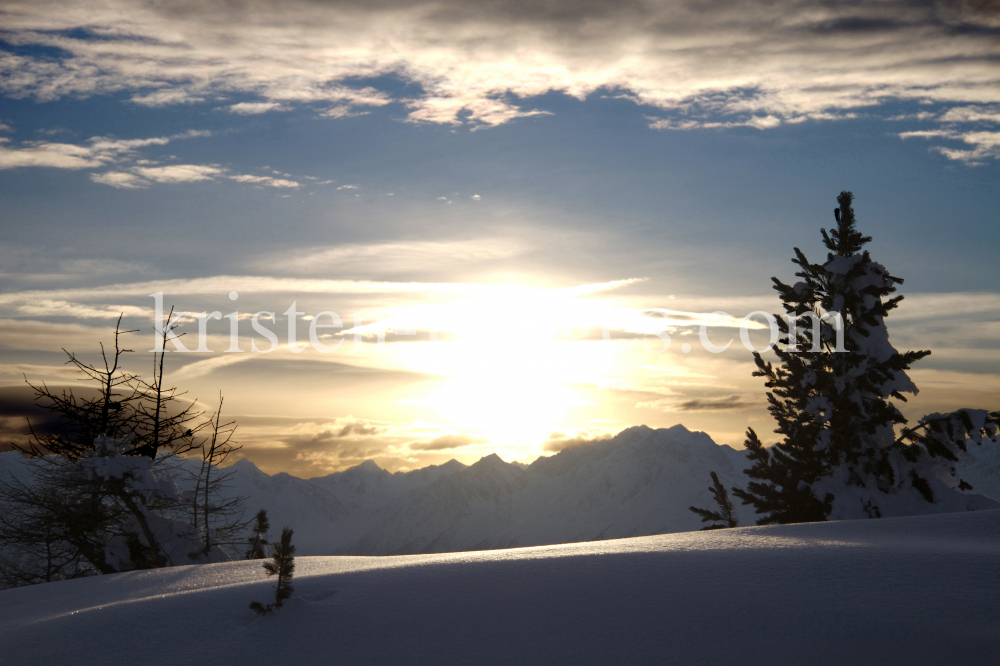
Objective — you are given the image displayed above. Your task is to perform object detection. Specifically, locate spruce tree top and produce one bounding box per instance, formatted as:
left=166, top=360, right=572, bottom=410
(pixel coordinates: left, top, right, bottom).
left=822, top=191, right=871, bottom=258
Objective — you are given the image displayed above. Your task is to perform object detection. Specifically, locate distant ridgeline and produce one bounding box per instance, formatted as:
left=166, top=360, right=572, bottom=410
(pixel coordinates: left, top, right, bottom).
left=6, top=425, right=995, bottom=557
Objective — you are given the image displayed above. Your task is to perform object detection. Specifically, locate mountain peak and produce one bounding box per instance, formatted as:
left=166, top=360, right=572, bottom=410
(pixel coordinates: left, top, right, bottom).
left=471, top=453, right=507, bottom=469
left=353, top=459, right=384, bottom=474
left=662, top=424, right=693, bottom=434
left=231, top=457, right=264, bottom=476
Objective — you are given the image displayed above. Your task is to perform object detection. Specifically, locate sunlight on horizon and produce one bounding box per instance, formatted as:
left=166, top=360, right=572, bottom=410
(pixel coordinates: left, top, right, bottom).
left=389, top=284, right=629, bottom=450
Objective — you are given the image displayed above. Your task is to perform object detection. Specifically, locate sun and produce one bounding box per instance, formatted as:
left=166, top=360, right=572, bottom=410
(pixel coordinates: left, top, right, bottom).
left=389, top=285, right=622, bottom=451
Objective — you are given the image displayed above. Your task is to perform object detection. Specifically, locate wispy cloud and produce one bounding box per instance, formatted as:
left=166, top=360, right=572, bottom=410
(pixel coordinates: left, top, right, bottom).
left=279, top=238, right=529, bottom=276
left=135, top=164, right=223, bottom=183
left=0, top=127, right=318, bottom=187
left=0, top=138, right=101, bottom=169
left=635, top=394, right=758, bottom=412
left=0, top=275, right=644, bottom=307
left=541, top=427, right=611, bottom=452
left=409, top=433, right=489, bottom=451
left=9, top=298, right=150, bottom=320
left=0, top=129, right=210, bottom=172
left=90, top=171, right=149, bottom=189
left=169, top=354, right=255, bottom=381
left=228, top=101, right=291, bottom=115
left=900, top=127, right=1000, bottom=164
left=130, top=90, right=205, bottom=107
left=132, top=164, right=224, bottom=183
left=229, top=174, right=299, bottom=188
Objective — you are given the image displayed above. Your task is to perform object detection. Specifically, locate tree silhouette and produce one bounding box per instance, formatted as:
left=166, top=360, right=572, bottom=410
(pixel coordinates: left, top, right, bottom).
left=249, top=527, right=296, bottom=615
left=689, top=471, right=739, bottom=530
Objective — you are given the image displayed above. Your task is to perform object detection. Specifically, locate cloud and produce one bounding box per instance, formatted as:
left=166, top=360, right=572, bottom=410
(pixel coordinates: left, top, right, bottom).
left=132, top=164, right=224, bottom=183
left=280, top=237, right=528, bottom=276
left=0, top=0, right=996, bottom=145
left=9, top=298, right=150, bottom=320
left=0, top=129, right=211, bottom=172
left=0, top=126, right=325, bottom=187
left=229, top=174, right=300, bottom=188
left=541, top=428, right=611, bottom=452
left=90, top=171, right=149, bottom=189
left=130, top=89, right=205, bottom=107
left=0, top=139, right=101, bottom=169
left=169, top=354, right=256, bottom=381
left=236, top=416, right=422, bottom=475
left=409, top=433, right=489, bottom=451
left=637, top=394, right=757, bottom=412
left=900, top=127, right=1000, bottom=163
left=320, top=106, right=369, bottom=119
left=931, top=136, right=1000, bottom=163
left=938, top=106, right=1000, bottom=124
left=228, top=101, right=290, bottom=115
left=0, top=385, right=104, bottom=450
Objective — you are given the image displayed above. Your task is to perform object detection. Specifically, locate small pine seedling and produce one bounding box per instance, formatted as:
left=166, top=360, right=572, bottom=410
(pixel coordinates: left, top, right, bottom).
left=249, top=526, right=296, bottom=615
left=245, top=509, right=270, bottom=560
left=688, top=471, right=740, bottom=530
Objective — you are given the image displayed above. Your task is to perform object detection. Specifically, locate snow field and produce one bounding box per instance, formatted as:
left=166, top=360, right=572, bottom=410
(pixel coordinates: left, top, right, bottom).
left=2, top=509, right=998, bottom=666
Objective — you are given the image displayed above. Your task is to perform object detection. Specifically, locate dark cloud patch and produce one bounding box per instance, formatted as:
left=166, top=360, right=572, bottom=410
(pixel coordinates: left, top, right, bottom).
left=676, top=395, right=755, bottom=411
left=240, top=443, right=394, bottom=479
left=334, top=422, right=383, bottom=438
left=228, top=416, right=414, bottom=477
left=812, top=17, right=910, bottom=33
left=409, top=433, right=489, bottom=451
left=541, top=429, right=611, bottom=452
left=277, top=421, right=387, bottom=448
left=0, top=385, right=105, bottom=449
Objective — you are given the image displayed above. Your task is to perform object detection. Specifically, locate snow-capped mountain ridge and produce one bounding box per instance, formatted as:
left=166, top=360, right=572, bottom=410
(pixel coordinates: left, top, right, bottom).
left=220, top=424, right=1000, bottom=555
left=2, top=424, right=997, bottom=556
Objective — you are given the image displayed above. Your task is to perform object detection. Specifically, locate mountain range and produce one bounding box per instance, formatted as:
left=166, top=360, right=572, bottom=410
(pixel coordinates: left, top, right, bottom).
left=212, top=424, right=1000, bottom=555
left=3, top=424, right=998, bottom=556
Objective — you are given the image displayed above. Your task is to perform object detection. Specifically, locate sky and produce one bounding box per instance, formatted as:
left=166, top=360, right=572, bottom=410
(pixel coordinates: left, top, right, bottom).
left=0, top=0, right=998, bottom=477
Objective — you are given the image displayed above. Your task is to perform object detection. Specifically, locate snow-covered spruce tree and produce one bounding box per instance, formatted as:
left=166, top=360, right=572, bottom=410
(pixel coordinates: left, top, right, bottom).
left=688, top=471, right=739, bottom=530
left=249, top=527, right=295, bottom=615
left=732, top=191, right=999, bottom=524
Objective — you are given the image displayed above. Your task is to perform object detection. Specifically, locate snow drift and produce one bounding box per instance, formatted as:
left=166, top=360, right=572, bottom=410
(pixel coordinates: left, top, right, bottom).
left=2, top=509, right=998, bottom=666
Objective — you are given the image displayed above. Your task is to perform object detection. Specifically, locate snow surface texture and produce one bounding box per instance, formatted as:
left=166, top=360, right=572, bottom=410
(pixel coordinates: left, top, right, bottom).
left=2, top=425, right=997, bottom=556
left=1, top=509, right=998, bottom=666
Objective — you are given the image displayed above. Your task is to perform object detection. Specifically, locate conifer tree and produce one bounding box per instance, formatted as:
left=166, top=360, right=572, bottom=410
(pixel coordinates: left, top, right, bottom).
left=249, top=527, right=295, bottom=615
left=688, top=471, right=739, bottom=529
left=245, top=510, right=270, bottom=560
left=732, top=191, right=999, bottom=524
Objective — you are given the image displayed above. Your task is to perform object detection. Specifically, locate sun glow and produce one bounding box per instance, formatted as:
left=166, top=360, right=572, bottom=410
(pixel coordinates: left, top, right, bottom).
left=384, top=285, right=629, bottom=449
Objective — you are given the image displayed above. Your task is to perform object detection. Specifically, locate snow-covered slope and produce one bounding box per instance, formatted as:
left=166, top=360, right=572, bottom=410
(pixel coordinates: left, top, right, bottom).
left=2, top=509, right=998, bottom=666
left=2, top=424, right=997, bottom=556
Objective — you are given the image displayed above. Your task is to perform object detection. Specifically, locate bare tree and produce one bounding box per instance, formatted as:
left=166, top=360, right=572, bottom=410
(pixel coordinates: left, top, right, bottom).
left=17, top=315, right=141, bottom=461
left=187, top=393, right=247, bottom=556
left=0, top=315, right=251, bottom=585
